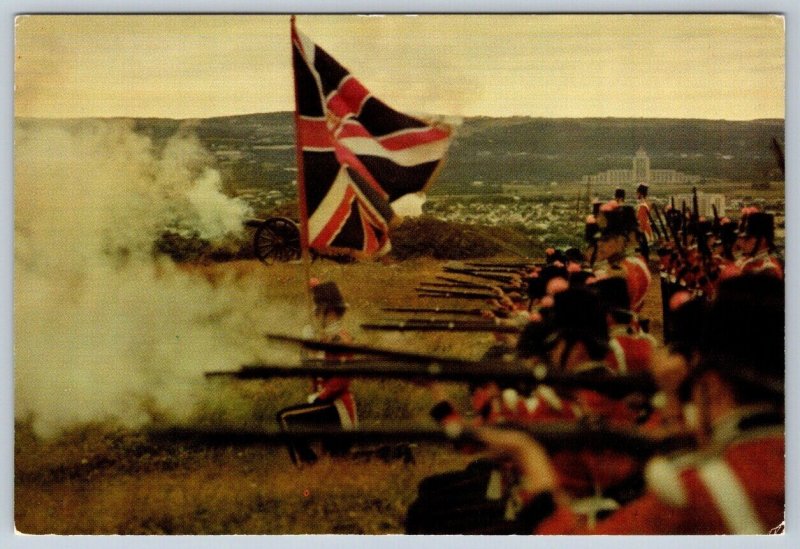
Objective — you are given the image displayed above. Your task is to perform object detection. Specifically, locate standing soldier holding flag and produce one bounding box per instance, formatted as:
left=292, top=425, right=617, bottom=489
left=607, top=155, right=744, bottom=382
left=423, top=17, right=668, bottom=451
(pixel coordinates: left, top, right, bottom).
left=275, top=16, right=454, bottom=464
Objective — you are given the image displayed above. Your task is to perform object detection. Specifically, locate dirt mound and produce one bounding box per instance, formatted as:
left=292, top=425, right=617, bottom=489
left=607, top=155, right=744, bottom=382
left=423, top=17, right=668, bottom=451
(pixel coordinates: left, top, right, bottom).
left=390, top=215, right=539, bottom=260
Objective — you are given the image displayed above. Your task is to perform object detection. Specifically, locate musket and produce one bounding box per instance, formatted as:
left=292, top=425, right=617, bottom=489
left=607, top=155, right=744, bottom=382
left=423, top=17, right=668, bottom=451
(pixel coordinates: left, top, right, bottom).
left=267, top=333, right=478, bottom=365
left=416, top=288, right=499, bottom=300
left=662, top=206, right=687, bottom=258
left=381, top=307, right=487, bottom=317
left=465, top=261, right=538, bottom=269
left=646, top=207, right=663, bottom=241
left=436, top=276, right=502, bottom=290
left=370, top=317, right=504, bottom=326
left=461, top=265, right=527, bottom=273
left=712, top=204, right=720, bottom=232
left=148, top=421, right=695, bottom=457
left=426, top=280, right=519, bottom=293
left=442, top=268, right=516, bottom=283
left=421, top=282, right=484, bottom=290
left=206, top=361, right=660, bottom=399
left=653, top=204, right=670, bottom=242
left=361, top=320, right=522, bottom=334
left=681, top=200, right=688, bottom=248
left=262, top=335, right=661, bottom=396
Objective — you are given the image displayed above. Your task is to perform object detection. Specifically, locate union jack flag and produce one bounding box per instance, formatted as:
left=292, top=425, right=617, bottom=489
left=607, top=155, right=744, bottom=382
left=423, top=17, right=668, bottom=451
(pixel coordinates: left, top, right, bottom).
left=291, top=20, right=452, bottom=257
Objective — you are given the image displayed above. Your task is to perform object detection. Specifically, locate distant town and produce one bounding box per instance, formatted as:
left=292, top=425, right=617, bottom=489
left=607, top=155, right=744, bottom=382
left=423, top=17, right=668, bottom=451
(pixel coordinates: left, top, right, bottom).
left=221, top=142, right=784, bottom=249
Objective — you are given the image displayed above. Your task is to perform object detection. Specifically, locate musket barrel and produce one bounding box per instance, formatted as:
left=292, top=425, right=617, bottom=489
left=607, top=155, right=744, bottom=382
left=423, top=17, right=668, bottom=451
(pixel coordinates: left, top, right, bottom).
left=206, top=359, right=658, bottom=397
left=465, top=261, right=538, bottom=269
left=647, top=208, right=662, bottom=240
left=262, top=335, right=659, bottom=396
left=265, top=333, right=476, bottom=365
left=420, top=282, right=510, bottom=292
left=653, top=204, right=670, bottom=242
left=442, top=268, right=516, bottom=283
left=416, top=290, right=498, bottom=300
left=361, top=322, right=521, bottom=333
left=148, top=422, right=694, bottom=456
left=381, top=307, right=486, bottom=316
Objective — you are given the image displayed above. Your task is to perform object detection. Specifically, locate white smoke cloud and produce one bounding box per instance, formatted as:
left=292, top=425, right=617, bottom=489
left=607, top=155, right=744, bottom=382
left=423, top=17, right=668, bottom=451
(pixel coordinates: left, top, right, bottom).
left=13, top=119, right=299, bottom=437
left=391, top=192, right=427, bottom=217
left=185, top=168, right=253, bottom=239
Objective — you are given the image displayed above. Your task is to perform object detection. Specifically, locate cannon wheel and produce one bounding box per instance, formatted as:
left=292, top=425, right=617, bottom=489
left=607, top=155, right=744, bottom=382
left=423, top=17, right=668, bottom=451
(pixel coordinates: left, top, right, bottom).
left=253, top=217, right=302, bottom=263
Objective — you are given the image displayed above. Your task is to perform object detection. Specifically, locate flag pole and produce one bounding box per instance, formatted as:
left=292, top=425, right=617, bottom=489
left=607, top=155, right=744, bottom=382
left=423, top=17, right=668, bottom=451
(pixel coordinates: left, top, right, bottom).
left=290, top=15, right=317, bottom=328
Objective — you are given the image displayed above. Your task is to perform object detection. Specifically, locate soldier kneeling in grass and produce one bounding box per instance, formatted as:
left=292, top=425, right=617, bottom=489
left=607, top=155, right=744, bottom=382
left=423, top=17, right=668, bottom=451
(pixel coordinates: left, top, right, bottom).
left=276, top=281, right=357, bottom=465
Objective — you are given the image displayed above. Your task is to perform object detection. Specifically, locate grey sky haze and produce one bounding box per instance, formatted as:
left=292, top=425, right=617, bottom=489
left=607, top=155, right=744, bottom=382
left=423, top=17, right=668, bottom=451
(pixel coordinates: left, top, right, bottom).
left=14, top=14, right=785, bottom=120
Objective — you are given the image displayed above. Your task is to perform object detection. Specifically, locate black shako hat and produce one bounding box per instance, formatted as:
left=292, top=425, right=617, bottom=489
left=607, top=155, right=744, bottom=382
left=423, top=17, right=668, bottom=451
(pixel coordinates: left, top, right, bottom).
left=516, top=317, right=558, bottom=360
left=585, top=220, right=601, bottom=244
left=527, top=265, right=569, bottom=301
left=701, top=274, right=784, bottom=396
left=551, top=287, right=609, bottom=360
left=598, top=207, right=637, bottom=238
left=740, top=212, right=775, bottom=242
left=637, top=183, right=649, bottom=197
left=668, top=297, right=707, bottom=359
left=564, top=247, right=584, bottom=264
left=614, top=188, right=626, bottom=200
left=312, top=281, right=347, bottom=311
left=715, top=219, right=739, bottom=247
left=590, top=277, right=632, bottom=320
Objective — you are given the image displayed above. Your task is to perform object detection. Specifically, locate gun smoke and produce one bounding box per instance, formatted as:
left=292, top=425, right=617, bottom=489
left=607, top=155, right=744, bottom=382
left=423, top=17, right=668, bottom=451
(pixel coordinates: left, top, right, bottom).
left=14, top=119, right=303, bottom=437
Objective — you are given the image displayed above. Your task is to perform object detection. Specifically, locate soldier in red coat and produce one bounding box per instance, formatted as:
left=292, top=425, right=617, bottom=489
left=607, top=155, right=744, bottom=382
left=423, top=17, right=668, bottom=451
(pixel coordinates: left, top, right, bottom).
left=477, top=274, right=784, bottom=534
left=590, top=276, right=655, bottom=376
left=736, top=212, right=783, bottom=280
left=635, top=183, right=654, bottom=243
left=276, top=281, right=357, bottom=464
left=593, top=206, right=652, bottom=313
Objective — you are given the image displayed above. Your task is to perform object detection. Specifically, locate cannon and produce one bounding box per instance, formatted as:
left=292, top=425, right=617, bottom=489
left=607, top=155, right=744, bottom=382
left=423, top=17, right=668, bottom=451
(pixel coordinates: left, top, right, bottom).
left=245, top=217, right=354, bottom=264
left=245, top=217, right=302, bottom=263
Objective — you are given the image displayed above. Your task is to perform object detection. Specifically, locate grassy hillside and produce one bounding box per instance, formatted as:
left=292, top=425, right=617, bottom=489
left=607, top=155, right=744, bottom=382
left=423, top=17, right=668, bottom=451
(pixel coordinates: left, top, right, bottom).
left=96, top=113, right=787, bottom=192
left=15, top=257, right=666, bottom=534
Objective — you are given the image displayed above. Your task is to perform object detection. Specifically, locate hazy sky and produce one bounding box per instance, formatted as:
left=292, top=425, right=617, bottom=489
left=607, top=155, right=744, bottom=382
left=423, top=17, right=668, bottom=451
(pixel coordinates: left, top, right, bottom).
left=14, top=14, right=785, bottom=120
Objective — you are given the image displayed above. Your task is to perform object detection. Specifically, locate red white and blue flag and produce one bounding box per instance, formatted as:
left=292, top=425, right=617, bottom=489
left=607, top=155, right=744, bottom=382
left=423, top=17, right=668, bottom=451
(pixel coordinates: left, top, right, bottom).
left=291, top=19, right=452, bottom=257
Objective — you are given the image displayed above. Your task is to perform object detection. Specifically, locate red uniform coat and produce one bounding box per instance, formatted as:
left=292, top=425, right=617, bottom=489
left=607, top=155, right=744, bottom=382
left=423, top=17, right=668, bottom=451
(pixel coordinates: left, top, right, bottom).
left=311, top=327, right=357, bottom=428
left=607, top=328, right=655, bottom=375
left=619, top=255, right=652, bottom=313
left=637, top=200, right=654, bottom=242
left=534, top=407, right=784, bottom=534
left=739, top=251, right=784, bottom=280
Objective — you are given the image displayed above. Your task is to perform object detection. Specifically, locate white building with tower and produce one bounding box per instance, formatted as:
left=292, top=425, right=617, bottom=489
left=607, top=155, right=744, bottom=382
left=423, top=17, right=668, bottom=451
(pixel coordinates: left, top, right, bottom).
left=582, top=147, right=702, bottom=187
